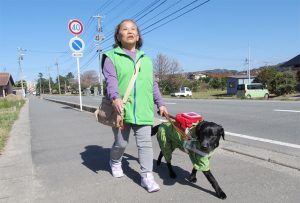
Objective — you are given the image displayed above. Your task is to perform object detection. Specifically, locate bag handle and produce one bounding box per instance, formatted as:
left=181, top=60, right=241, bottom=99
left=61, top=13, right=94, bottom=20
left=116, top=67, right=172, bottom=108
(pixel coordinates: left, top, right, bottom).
left=163, top=111, right=191, bottom=140
left=122, top=60, right=141, bottom=103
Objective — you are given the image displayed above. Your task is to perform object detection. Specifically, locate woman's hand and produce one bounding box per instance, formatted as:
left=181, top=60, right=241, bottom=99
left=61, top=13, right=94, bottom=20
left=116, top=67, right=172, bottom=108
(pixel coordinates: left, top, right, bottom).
left=112, top=98, right=124, bottom=115
left=158, top=105, right=168, bottom=117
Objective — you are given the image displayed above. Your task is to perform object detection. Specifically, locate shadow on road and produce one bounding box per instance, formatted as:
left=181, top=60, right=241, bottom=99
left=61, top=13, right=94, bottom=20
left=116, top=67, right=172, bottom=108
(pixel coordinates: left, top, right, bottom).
left=80, top=145, right=140, bottom=186
left=153, top=158, right=217, bottom=197
left=80, top=145, right=217, bottom=197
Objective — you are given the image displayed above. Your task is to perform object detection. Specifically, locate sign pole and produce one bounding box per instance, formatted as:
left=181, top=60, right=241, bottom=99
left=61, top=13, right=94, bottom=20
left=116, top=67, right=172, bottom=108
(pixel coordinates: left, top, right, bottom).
left=76, top=56, right=83, bottom=111
left=68, top=19, right=84, bottom=111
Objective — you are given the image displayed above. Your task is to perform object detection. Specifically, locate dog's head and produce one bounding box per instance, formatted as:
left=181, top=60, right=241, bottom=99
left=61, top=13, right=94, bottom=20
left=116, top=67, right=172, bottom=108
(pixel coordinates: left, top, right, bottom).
left=195, top=121, right=225, bottom=153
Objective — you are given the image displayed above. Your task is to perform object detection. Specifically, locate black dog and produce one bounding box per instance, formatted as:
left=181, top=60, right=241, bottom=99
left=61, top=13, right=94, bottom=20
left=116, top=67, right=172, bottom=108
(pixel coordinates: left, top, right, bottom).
left=152, top=121, right=227, bottom=199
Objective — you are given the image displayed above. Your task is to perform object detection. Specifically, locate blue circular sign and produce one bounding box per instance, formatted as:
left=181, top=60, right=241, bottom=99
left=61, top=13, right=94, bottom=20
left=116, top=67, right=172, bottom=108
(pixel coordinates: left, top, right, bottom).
left=69, top=37, right=85, bottom=52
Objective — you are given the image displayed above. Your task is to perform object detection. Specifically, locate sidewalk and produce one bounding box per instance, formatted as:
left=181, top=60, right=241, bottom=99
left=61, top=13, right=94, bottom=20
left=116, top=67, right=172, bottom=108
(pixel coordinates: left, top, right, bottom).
left=0, top=97, right=300, bottom=202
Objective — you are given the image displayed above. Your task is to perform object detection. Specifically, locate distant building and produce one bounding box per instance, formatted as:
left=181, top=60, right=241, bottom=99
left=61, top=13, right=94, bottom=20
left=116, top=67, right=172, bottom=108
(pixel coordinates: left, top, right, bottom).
left=226, top=75, right=255, bottom=95
left=0, top=72, right=15, bottom=97
left=188, top=72, right=207, bottom=80
left=27, top=80, right=36, bottom=93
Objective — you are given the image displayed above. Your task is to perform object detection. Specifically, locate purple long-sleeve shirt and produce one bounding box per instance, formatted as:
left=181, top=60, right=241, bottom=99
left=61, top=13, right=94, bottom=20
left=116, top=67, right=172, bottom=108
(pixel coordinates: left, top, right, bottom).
left=102, top=48, right=165, bottom=108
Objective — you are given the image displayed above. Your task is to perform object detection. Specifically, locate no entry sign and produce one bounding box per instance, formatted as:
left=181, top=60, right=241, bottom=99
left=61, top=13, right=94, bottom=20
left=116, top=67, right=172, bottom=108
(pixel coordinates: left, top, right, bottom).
left=68, top=19, right=83, bottom=35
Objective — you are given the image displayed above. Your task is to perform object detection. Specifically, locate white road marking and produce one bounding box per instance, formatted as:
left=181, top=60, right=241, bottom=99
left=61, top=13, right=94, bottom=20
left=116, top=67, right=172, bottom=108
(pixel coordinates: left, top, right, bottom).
left=165, top=102, right=177, bottom=105
left=226, top=131, right=300, bottom=149
left=274, top=109, right=300, bottom=113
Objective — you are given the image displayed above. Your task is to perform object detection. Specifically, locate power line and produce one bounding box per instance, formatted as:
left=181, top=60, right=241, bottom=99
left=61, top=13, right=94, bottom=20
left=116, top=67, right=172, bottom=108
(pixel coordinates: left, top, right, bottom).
left=142, top=0, right=210, bottom=34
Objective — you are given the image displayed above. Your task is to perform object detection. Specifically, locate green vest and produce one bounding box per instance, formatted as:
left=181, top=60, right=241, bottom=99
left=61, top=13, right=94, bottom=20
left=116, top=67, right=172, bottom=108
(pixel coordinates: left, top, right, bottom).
left=103, top=47, right=154, bottom=125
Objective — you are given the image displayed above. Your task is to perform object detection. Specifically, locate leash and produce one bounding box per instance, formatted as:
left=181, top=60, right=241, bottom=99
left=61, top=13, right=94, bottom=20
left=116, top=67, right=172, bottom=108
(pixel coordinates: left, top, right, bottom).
left=162, top=111, right=191, bottom=140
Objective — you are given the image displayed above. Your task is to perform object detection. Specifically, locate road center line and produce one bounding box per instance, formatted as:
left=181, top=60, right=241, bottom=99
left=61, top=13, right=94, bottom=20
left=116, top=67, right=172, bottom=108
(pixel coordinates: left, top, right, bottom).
left=274, top=109, right=300, bottom=113
left=226, top=131, right=300, bottom=149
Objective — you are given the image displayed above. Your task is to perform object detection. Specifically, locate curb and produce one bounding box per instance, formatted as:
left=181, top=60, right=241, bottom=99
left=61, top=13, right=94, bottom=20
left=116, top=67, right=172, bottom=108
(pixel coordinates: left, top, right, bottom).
left=43, top=97, right=300, bottom=171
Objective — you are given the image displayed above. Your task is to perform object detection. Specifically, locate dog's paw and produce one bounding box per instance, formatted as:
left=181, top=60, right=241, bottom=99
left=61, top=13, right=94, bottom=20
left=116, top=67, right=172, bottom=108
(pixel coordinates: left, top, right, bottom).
left=169, top=171, right=177, bottom=179
left=216, top=191, right=227, bottom=200
left=188, top=177, right=197, bottom=183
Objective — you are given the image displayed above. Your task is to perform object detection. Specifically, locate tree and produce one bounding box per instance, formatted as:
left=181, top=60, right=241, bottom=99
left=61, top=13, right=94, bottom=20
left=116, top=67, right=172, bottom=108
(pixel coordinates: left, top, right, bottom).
left=254, top=67, right=277, bottom=92
left=296, top=70, right=300, bottom=91
left=81, top=70, right=99, bottom=89
left=270, top=71, right=296, bottom=96
left=36, top=72, right=44, bottom=93
left=153, top=53, right=184, bottom=94
left=14, top=80, right=27, bottom=91
left=153, top=53, right=171, bottom=81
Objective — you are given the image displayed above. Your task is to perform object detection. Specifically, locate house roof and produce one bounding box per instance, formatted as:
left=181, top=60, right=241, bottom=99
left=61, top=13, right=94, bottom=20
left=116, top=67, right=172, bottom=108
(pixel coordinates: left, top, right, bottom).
left=0, top=72, right=15, bottom=86
left=282, top=54, right=300, bottom=67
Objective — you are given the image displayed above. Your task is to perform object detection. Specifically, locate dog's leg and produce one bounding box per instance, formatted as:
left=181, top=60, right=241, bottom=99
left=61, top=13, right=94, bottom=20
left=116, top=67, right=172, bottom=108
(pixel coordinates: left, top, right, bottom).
left=189, top=168, right=197, bottom=183
left=203, top=170, right=227, bottom=199
left=157, top=151, right=163, bottom=166
left=166, top=162, right=177, bottom=179
left=157, top=151, right=177, bottom=178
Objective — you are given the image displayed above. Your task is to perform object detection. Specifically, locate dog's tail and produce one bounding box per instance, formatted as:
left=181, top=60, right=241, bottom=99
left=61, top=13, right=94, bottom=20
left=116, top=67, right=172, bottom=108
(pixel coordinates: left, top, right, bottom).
left=151, top=125, right=159, bottom=136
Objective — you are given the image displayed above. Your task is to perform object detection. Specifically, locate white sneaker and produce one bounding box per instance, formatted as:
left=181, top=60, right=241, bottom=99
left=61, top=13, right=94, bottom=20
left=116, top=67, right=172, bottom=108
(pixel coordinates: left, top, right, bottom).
left=109, top=160, right=124, bottom=178
left=141, top=173, right=160, bottom=193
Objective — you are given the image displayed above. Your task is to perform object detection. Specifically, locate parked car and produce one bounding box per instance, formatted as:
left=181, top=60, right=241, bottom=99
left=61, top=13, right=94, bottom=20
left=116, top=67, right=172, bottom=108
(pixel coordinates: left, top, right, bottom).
left=236, top=83, right=269, bottom=99
left=170, top=87, right=192, bottom=97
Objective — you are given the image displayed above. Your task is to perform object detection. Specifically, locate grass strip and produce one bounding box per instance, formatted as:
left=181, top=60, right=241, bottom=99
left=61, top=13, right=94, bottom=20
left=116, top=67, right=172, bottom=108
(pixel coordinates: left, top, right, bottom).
left=0, top=95, right=25, bottom=153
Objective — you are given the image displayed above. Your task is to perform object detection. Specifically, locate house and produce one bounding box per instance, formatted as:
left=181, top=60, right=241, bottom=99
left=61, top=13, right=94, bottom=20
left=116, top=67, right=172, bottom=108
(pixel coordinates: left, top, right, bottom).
left=0, top=72, right=15, bottom=97
left=188, top=72, right=207, bottom=80
left=226, top=75, right=255, bottom=95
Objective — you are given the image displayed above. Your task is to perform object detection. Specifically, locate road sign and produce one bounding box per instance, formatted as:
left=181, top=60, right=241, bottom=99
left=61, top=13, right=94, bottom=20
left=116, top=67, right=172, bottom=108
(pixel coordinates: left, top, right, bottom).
left=72, top=52, right=83, bottom=58
left=68, top=19, right=83, bottom=35
left=69, top=37, right=85, bottom=53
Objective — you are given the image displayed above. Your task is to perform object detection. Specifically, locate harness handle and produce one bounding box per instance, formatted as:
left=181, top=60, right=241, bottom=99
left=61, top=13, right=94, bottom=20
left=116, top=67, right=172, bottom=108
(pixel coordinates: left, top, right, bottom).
left=162, top=111, right=191, bottom=140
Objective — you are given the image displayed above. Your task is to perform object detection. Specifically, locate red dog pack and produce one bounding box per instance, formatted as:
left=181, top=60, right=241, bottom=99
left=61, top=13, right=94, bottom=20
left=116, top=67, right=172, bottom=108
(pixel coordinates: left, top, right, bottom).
left=175, top=112, right=203, bottom=130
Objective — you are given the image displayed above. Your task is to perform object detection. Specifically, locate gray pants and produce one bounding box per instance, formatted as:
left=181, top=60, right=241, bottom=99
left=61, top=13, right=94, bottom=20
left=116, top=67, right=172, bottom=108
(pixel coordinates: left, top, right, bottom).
left=110, top=124, right=153, bottom=178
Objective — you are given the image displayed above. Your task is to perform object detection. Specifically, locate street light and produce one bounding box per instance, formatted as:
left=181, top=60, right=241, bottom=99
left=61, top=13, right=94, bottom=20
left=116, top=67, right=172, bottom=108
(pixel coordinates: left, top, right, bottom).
left=17, top=47, right=27, bottom=98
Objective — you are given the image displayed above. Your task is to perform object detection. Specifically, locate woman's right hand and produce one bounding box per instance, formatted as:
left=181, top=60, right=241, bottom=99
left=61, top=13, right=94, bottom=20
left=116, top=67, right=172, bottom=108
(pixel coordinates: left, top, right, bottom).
left=112, top=98, right=124, bottom=115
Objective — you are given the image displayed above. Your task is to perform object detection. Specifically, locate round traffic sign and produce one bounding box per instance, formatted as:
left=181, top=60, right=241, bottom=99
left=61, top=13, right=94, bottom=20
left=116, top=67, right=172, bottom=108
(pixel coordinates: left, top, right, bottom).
left=68, top=19, right=83, bottom=35
left=69, top=37, right=85, bottom=52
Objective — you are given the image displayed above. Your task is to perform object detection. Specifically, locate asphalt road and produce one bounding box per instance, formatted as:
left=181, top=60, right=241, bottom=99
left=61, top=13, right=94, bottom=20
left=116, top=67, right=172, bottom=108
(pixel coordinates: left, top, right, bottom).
left=44, top=95, right=300, bottom=157
left=1, top=97, right=300, bottom=202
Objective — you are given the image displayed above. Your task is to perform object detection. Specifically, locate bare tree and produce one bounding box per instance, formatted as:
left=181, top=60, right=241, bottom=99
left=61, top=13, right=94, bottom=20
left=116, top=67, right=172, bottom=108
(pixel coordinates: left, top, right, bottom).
left=153, top=53, right=171, bottom=80
left=153, top=53, right=184, bottom=94
left=169, top=59, right=182, bottom=75
left=81, top=70, right=99, bottom=89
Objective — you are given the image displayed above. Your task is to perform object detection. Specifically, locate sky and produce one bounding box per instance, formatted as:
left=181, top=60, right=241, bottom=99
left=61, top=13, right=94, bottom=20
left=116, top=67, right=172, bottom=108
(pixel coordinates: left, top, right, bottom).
left=0, top=0, right=299, bottom=82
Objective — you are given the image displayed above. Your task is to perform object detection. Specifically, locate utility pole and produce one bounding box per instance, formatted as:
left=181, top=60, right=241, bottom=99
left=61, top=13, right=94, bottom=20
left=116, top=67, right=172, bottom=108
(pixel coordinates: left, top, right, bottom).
left=47, top=66, right=52, bottom=94
left=64, top=80, right=67, bottom=94
left=39, top=76, right=42, bottom=94
left=55, top=60, right=61, bottom=94
left=93, top=14, right=104, bottom=96
left=248, top=44, right=251, bottom=84
left=17, top=47, right=26, bottom=98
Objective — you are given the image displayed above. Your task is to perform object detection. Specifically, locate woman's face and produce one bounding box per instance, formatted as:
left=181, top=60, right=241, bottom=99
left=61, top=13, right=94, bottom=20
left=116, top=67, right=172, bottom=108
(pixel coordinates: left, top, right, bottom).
left=117, top=21, right=139, bottom=50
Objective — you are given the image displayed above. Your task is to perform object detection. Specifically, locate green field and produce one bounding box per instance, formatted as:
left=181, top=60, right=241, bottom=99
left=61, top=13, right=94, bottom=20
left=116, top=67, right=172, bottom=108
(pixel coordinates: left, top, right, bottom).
left=165, top=89, right=300, bottom=101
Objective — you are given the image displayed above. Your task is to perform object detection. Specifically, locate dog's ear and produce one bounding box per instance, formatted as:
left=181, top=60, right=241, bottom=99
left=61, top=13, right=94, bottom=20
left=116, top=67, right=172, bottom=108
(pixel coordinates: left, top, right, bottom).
left=219, top=126, right=225, bottom=140
left=195, top=120, right=206, bottom=138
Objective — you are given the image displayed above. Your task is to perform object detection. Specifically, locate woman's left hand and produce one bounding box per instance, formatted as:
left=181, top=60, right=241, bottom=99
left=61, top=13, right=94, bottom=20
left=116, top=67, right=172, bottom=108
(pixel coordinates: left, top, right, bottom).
left=159, top=106, right=168, bottom=117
